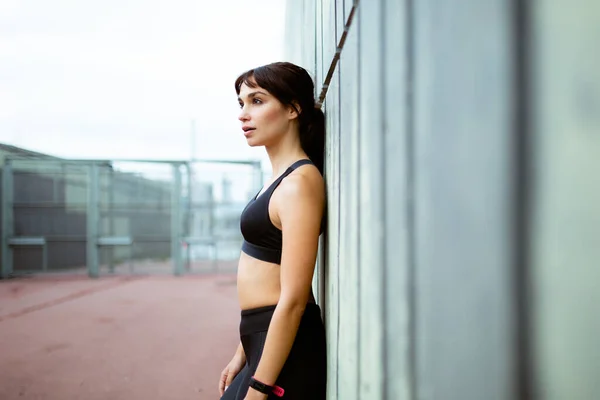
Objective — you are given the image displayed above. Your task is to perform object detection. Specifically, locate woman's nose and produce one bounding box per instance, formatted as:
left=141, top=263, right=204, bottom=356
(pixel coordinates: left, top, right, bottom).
left=238, top=107, right=249, bottom=122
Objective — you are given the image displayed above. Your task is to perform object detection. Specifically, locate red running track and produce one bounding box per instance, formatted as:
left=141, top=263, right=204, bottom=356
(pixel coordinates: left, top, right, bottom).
left=0, top=274, right=241, bottom=400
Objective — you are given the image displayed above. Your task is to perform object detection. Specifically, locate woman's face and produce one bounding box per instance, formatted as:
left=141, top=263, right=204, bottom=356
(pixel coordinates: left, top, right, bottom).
left=237, top=81, right=296, bottom=147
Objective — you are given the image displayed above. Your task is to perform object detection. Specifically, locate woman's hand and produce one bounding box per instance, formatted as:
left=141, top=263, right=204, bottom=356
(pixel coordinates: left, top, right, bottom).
left=218, top=353, right=245, bottom=397
left=243, top=387, right=268, bottom=400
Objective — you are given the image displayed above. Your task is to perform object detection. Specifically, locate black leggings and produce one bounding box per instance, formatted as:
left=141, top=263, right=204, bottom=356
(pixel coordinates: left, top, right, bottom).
left=220, top=303, right=326, bottom=400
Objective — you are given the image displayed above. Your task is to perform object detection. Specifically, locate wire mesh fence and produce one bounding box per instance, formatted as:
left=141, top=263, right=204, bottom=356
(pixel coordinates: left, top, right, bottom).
left=1, top=157, right=262, bottom=278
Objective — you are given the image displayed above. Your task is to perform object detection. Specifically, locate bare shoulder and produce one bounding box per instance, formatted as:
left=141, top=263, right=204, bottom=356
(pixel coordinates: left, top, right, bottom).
left=270, top=164, right=324, bottom=232
left=276, top=163, right=325, bottom=204
left=269, top=164, right=324, bottom=229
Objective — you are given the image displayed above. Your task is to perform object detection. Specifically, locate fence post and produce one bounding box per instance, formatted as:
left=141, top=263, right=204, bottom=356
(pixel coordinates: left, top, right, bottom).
left=87, top=163, right=99, bottom=278
left=185, top=163, right=193, bottom=271
left=1, top=160, right=13, bottom=278
left=107, top=165, right=115, bottom=273
left=171, top=163, right=183, bottom=276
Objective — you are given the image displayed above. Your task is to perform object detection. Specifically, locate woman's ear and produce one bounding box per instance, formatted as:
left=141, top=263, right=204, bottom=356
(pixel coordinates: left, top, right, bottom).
left=288, top=102, right=301, bottom=120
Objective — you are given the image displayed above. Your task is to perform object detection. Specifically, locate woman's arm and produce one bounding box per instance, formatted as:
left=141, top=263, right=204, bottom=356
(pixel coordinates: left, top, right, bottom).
left=248, top=171, right=325, bottom=395
left=236, top=341, right=246, bottom=362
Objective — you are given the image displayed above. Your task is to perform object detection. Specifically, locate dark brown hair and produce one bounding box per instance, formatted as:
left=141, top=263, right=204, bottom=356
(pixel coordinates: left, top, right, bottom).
left=235, top=62, right=325, bottom=174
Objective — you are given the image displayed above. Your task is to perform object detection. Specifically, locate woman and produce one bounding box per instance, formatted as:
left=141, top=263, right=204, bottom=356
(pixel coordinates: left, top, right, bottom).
left=218, top=62, right=327, bottom=400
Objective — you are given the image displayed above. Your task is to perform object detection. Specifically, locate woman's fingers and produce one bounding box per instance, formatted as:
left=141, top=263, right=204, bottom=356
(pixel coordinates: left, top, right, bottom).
left=219, top=368, right=228, bottom=396
left=225, top=369, right=236, bottom=386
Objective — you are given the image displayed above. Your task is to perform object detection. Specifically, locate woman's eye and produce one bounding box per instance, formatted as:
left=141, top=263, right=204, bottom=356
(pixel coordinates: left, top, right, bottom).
left=252, top=98, right=262, bottom=104
left=238, top=102, right=244, bottom=108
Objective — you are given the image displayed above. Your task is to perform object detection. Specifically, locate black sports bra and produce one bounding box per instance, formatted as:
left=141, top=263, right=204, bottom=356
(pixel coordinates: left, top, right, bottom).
left=239, top=159, right=321, bottom=264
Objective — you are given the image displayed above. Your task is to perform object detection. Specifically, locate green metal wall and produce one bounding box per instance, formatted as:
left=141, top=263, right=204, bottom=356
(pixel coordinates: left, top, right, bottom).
left=285, top=1, right=600, bottom=399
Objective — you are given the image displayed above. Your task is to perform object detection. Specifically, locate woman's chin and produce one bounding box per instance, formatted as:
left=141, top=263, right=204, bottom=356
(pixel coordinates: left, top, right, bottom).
left=245, top=137, right=264, bottom=147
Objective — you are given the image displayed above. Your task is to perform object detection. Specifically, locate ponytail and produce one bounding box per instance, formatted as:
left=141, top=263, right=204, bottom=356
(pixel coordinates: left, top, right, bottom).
left=300, top=106, right=325, bottom=175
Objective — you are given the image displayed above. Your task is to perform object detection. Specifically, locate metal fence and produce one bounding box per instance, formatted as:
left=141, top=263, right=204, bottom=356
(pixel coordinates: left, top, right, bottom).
left=0, top=157, right=262, bottom=278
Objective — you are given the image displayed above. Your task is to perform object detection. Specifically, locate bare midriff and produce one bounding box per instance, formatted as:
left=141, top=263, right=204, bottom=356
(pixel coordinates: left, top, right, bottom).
left=236, top=251, right=316, bottom=310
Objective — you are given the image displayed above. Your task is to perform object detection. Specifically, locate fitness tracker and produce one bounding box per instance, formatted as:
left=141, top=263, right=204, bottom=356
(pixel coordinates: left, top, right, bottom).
left=249, top=376, right=285, bottom=397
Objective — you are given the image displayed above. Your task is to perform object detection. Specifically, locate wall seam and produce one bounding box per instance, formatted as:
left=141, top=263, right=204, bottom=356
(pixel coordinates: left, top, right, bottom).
left=512, top=0, right=534, bottom=398
left=335, top=1, right=342, bottom=399
left=355, top=4, right=362, bottom=398
left=405, top=0, right=417, bottom=398
left=380, top=0, right=389, bottom=399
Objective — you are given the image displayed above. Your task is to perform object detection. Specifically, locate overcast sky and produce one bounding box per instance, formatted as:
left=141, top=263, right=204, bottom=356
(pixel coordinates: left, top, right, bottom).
left=0, top=0, right=286, bottom=168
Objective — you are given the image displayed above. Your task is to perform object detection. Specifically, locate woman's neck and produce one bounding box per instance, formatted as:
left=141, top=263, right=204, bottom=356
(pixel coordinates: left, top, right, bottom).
left=265, top=136, right=306, bottom=178
left=266, top=150, right=307, bottom=178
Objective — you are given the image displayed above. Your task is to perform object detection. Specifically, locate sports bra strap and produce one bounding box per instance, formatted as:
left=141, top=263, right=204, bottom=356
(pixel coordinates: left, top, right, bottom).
left=269, top=159, right=313, bottom=194
left=287, top=159, right=313, bottom=171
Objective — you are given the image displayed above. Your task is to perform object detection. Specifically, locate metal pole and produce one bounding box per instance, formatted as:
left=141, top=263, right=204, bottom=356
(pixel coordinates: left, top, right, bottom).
left=87, top=163, right=99, bottom=278
left=189, top=119, right=197, bottom=271
left=171, top=163, right=183, bottom=276
left=1, top=160, right=13, bottom=278
left=42, top=243, right=48, bottom=272
left=185, top=163, right=193, bottom=272
left=108, top=166, right=115, bottom=273
left=208, top=185, right=216, bottom=271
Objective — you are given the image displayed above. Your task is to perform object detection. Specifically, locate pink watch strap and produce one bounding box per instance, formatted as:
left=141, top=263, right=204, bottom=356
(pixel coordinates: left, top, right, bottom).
left=250, top=376, right=285, bottom=397
left=272, top=385, right=285, bottom=397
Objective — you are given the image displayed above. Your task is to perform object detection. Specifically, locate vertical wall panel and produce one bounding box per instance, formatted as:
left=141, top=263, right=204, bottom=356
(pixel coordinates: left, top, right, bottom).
left=323, top=22, right=341, bottom=400
left=344, top=0, right=353, bottom=20
left=357, top=1, right=385, bottom=398
left=412, top=1, right=516, bottom=399
left=383, top=0, right=412, bottom=399
left=337, top=8, right=360, bottom=399
left=284, top=3, right=302, bottom=66
left=336, top=0, right=345, bottom=43
left=322, top=3, right=343, bottom=398
left=315, top=0, right=324, bottom=93
left=304, top=0, right=317, bottom=73
left=322, top=0, right=337, bottom=83
left=284, top=0, right=316, bottom=70
left=531, top=1, right=600, bottom=398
